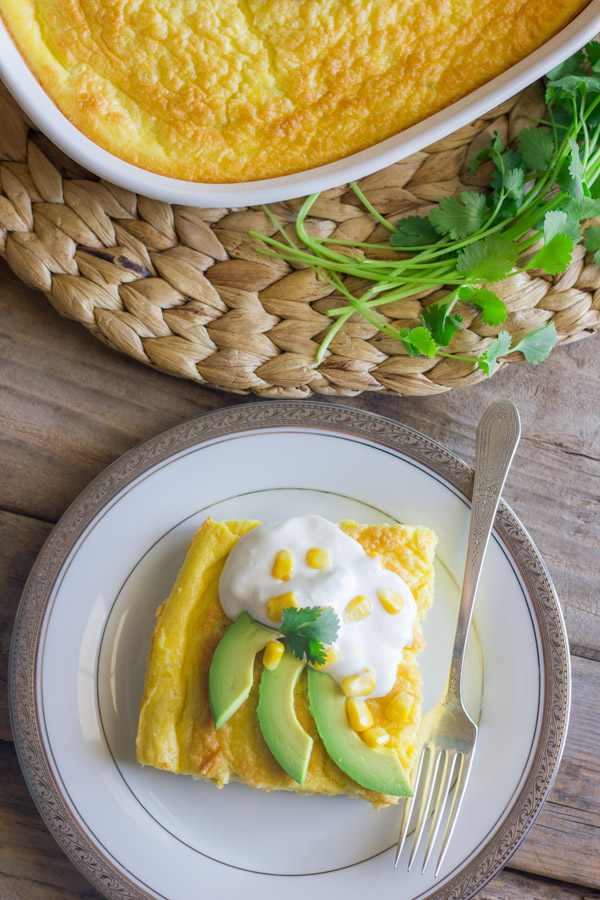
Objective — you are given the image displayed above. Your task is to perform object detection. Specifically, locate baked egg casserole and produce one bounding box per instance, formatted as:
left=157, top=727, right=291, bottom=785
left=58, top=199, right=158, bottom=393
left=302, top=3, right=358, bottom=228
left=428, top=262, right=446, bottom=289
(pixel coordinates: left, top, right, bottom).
left=0, top=0, right=589, bottom=183
left=136, top=515, right=437, bottom=807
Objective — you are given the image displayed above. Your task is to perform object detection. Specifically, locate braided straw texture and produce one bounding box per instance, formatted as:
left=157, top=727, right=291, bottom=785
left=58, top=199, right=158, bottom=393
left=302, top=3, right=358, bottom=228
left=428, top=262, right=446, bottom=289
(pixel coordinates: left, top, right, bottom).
left=1, top=81, right=600, bottom=397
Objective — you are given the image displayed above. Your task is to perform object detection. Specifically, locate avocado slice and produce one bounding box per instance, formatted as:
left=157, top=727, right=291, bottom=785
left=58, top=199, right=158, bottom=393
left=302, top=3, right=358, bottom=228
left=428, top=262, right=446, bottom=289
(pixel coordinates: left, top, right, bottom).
left=258, top=651, right=313, bottom=785
left=307, top=668, right=413, bottom=796
left=209, top=611, right=274, bottom=728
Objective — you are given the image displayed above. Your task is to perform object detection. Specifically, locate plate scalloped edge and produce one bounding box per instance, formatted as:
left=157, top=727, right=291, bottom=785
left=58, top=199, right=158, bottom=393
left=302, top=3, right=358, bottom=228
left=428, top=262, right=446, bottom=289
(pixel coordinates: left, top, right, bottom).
left=9, top=401, right=571, bottom=900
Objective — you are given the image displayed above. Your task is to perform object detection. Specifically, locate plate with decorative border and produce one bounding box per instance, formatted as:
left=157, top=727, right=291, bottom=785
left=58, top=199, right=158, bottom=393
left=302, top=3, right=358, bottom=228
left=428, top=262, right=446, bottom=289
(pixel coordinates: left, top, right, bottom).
left=9, top=401, right=570, bottom=900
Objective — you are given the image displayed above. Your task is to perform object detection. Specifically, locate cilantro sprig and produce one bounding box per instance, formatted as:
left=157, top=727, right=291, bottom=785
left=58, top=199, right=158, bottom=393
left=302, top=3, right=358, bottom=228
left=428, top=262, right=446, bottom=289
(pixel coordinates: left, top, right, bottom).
left=278, top=605, right=340, bottom=666
left=249, top=40, right=600, bottom=376
left=478, top=322, right=558, bottom=376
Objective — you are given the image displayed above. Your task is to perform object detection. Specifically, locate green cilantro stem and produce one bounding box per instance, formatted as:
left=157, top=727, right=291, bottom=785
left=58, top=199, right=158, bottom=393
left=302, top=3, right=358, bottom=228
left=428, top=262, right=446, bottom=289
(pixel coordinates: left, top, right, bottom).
left=349, top=181, right=396, bottom=232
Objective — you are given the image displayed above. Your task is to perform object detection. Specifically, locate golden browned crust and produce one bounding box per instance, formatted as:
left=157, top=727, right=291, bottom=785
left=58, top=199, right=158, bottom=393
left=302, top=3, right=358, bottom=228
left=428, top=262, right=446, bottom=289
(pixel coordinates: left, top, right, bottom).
left=136, top=517, right=437, bottom=807
left=0, top=0, right=588, bottom=182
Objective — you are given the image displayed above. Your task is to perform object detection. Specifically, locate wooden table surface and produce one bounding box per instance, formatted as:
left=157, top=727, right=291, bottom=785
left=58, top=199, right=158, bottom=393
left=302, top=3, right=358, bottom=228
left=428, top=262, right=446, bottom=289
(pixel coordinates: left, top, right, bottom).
left=1, top=255, right=599, bottom=900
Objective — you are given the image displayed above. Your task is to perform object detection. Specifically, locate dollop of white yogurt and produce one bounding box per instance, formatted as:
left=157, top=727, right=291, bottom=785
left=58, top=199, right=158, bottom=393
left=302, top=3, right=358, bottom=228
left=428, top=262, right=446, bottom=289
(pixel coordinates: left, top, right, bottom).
left=218, top=514, right=417, bottom=698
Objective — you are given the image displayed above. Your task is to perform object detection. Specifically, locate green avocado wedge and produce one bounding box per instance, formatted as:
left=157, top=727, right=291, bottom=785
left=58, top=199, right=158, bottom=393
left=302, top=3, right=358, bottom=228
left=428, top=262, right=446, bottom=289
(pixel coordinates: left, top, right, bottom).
left=307, top=668, right=413, bottom=796
left=257, top=651, right=313, bottom=785
left=209, top=612, right=275, bottom=729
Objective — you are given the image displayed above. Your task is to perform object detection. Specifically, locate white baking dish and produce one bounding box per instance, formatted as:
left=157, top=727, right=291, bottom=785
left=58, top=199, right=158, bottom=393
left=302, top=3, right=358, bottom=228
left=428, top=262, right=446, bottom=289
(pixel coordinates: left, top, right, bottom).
left=1, top=4, right=600, bottom=207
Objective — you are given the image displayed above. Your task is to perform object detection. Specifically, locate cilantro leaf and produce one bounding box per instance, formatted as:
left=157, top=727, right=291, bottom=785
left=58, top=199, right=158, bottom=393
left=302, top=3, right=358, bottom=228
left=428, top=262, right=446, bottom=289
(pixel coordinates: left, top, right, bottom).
left=477, top=331, right=512, bottom=376
left=495, top=197, right=519, bottom=223
left=469, top=148, right=492, bottom=174
left=471, top=135, right=515, bottom=172
left=502, top=167, right=526, bottom=202
left=399, top=325, right=438, bottom=358
left=579, top=75, right=600, bottom=94
left=458, top=286, right=507, bottom=326
left=284, top=631, right=327, bottom=666
left=390, top=215, right=440, bottom=248
left=475, top=322, right=557, bottom=377
left=420, top=303, right=463, bottom=347
left=429, top=192, right=488, bottom=240
left=308, top=640, right=327, bottom=667
left=499, top=149, right=523, bottom=171
left=491, top=132, right=505, bottom=153
left=583, top=225, right=600, bottom=265
left=590, top=175, right=600, bottom=199
left=584, top=224, right=600, bottom=252
left=529, top=233, right=573, bottom=275
left=456, top=234, right=519, bottom=282
left=547, top=51, right=585, bottom=81
left=563, top=197, right=600, bottom=220
left=510, top=322, right=558, bottom=365
left=585, top=41, right=600, bottom=73
left=308, top=607, right=339, bottom=644
left=544, top=210, right=581, bottom=245
left=519, top=128, right=555, bottom=171
left=550, top=105, right=575, bottom=133
left=280, top=605, right=320, bottom=634
left=547, top=74, right=600, bottom=96
left=279, top=605, right=340, bottom=666
left=490, top=159, right=524, bottom=196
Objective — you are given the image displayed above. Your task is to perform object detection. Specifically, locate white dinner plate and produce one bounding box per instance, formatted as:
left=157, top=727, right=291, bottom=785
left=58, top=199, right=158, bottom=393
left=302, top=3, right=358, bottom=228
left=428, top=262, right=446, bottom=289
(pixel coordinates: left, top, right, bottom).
left=9, top=402, right=570, bottom=900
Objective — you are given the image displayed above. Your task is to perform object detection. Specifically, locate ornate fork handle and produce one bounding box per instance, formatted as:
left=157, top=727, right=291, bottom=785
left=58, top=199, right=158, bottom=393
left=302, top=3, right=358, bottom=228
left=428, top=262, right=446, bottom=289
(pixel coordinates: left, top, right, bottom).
left=447, top=401, right=521, bottom=702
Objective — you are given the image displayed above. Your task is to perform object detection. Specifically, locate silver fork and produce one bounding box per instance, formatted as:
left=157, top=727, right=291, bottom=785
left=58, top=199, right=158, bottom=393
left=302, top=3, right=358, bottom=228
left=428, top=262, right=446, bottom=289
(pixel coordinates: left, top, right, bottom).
left=395, top=399, right=521, bottom=876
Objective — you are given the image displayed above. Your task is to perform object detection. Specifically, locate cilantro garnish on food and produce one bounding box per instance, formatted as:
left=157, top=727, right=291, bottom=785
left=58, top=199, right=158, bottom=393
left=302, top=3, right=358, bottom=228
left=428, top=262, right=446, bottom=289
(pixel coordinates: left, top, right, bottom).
left=277, top=605, right=340, bottom=666
left=249, top=40, right=600, bottom=376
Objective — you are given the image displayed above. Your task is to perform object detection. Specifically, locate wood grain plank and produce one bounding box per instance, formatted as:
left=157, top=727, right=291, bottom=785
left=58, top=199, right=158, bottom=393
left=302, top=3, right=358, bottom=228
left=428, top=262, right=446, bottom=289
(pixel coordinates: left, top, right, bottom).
left=0, top=874, right=99, bottom=900
left=511, top=656, right=600, bottom=886
left=0, top=262, right=249, bottom=524
left=0, top=876, right=102, bottom=900
left=0, top=742, right=103, bottom=899
left=479, top=870, right=600, bottom=900
left=0, top=511, right=52, bottom=742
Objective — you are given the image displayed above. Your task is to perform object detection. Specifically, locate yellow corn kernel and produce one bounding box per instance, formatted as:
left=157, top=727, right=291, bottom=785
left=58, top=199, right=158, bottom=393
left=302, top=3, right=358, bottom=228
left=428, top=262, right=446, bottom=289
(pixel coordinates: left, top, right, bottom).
left=263, top=641, right=285, bottom=670
left=346, top=698, right=374, bottom=732
left=273, top=549, right=293, bottom=581
left=306, top=547, right=332, bottom=569
left=378, top=587, right=404, bottom=614
left=266, top=591, right=298, bottom=622
left=313, top=647, right=340, bottom=670
left=362, top=726, right=391, bottom=748
left=385, top=691, right=414, bottom=724
left=341, top=670, right=376, bottom=698
left=345, top=595, right=371, bottom=622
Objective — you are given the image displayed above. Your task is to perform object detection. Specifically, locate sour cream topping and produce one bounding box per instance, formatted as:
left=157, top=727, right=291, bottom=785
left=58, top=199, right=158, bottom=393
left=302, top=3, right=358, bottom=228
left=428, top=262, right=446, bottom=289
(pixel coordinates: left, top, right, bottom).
left=219, top=514, right=417, bottom=698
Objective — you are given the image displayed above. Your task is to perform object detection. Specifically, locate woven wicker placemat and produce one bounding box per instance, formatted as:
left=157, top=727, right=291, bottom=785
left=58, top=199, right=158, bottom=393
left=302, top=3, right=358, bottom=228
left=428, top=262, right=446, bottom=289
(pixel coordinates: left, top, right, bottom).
left=1, top=80, right=599, bottom=397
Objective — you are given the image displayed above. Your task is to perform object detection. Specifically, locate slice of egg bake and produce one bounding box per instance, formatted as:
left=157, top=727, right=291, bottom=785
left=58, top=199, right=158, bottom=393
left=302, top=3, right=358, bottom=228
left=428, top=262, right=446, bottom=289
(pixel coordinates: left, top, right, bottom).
left=0, top=0, right=588, bottom=182
left=136, top=517, right=437, bottom=808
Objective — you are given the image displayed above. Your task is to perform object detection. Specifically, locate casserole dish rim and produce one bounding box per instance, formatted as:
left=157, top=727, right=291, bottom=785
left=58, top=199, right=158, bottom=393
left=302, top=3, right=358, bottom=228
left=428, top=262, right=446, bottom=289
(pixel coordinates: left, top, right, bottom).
left=0, top=3, right=599, bottom=206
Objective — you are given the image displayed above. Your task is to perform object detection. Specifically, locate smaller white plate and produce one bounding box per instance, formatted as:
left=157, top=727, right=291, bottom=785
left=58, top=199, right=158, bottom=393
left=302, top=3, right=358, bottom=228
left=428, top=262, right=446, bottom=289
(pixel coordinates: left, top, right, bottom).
left=10, top=402, right=570, bottom=900
left=97, top=489, right=482, bottom=877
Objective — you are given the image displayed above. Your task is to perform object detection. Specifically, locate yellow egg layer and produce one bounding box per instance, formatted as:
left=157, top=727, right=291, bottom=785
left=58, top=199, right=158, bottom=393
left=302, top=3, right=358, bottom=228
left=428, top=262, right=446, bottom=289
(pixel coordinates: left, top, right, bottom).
left=136, top=517, right=437, bottom=807
left=0, top=0, right=588, bottom=182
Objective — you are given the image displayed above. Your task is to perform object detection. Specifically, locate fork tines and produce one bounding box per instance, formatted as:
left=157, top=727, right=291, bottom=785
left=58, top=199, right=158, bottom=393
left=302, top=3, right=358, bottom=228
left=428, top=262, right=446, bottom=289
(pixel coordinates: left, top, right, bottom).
left=394, top=745, right=475, bottom=876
